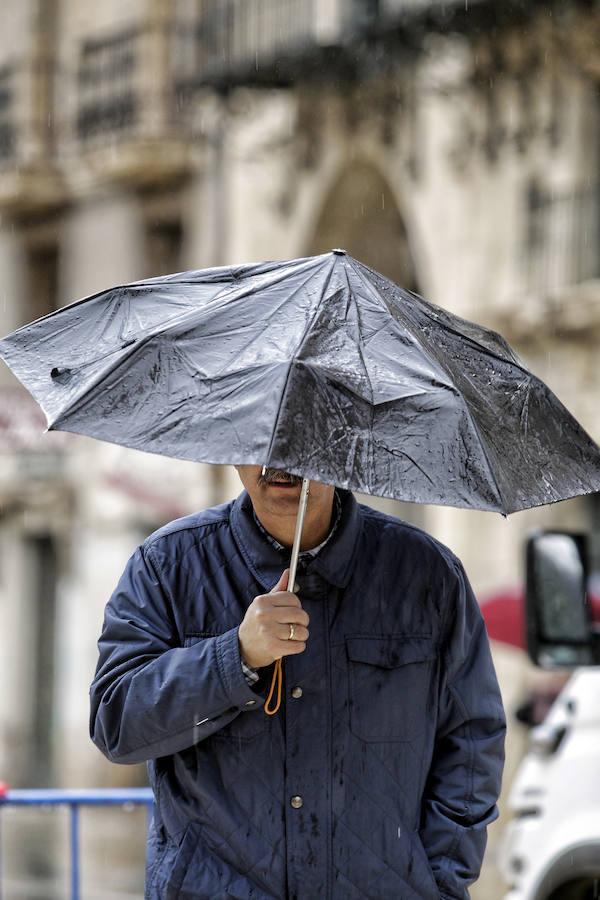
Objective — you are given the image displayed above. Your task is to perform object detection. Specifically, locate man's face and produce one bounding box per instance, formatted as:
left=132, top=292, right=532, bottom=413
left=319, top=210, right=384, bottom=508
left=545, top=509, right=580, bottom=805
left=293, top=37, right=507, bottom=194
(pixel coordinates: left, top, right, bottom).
left=235, top=465, right=335, bottom=532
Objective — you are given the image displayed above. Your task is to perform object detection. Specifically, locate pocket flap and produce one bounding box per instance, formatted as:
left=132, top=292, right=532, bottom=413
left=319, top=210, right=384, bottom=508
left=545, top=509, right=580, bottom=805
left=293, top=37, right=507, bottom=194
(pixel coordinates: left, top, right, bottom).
left=346, top=635, right=435, bottom=668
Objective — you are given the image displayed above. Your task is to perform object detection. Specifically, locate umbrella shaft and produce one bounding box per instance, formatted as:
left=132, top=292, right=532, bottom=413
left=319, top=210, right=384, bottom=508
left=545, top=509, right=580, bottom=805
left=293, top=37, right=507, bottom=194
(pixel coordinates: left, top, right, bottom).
left=288, top=478, right=310, bottom=592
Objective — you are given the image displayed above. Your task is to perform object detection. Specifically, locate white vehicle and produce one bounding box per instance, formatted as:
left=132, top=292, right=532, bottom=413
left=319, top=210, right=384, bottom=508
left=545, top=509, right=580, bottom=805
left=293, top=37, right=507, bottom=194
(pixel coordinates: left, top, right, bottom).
left=501, top=532, right=600, bottom=900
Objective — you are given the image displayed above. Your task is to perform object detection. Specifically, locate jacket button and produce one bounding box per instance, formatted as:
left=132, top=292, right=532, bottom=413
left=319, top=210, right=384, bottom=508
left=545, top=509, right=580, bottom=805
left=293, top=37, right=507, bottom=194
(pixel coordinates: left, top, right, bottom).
left=291, top=686, right=303, bottom=699
left=290, top=795, right=303, bottom=809
left=245, top=699, right=256, bottom=707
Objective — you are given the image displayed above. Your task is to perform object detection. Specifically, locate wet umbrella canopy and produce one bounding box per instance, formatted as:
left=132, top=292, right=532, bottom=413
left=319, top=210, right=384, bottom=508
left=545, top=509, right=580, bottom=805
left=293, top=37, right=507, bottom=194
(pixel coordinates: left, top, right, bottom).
left=1, top=249, right=600, bottom=515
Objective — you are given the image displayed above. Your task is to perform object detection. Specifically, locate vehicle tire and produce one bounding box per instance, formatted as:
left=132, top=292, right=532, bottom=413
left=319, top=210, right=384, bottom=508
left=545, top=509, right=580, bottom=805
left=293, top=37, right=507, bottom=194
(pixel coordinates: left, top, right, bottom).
left=534, top=846, right=600, bottom=900
left=547, top=878, right=600, bottom=900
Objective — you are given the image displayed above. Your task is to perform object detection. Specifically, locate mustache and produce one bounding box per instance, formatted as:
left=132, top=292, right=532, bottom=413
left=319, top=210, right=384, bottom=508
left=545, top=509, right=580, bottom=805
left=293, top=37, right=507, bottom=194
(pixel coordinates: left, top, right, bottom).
left=258, top=467, right=303, bottom=486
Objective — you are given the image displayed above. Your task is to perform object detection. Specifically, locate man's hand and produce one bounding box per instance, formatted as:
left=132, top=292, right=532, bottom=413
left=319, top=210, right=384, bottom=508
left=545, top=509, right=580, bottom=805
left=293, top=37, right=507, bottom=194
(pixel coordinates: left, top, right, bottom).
left=238, top=569, right=310, bottom=669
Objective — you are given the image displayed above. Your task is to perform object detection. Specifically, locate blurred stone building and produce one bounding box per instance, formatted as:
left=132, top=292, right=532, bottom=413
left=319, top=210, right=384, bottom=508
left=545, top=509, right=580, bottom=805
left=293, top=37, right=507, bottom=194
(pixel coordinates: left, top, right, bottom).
left=0, top=0, right=599, bottom=895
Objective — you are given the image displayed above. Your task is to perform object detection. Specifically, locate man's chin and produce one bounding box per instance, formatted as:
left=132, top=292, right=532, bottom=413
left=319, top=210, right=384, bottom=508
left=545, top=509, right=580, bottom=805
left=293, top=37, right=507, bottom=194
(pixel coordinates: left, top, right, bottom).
left=263, top=482, right=302, bottom=498
left=260, top=482, right=303, bottom=512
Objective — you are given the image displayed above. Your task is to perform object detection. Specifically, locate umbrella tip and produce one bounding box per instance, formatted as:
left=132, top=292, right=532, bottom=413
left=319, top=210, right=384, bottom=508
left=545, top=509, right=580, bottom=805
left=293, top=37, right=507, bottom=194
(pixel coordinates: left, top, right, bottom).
left=331, top=248, right=347, bottom=256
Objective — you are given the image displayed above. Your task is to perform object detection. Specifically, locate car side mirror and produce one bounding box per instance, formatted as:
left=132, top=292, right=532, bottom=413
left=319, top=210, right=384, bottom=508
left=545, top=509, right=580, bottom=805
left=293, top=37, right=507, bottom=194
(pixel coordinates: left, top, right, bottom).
left=525, top=531, right=598, bottom=667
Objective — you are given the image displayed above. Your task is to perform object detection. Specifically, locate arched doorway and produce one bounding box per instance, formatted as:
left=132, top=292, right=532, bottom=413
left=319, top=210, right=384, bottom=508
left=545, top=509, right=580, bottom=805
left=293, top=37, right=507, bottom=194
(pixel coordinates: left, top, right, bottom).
left=306, top=160, right=417, bottom=291
left=306, top=161, right=426, bottom=527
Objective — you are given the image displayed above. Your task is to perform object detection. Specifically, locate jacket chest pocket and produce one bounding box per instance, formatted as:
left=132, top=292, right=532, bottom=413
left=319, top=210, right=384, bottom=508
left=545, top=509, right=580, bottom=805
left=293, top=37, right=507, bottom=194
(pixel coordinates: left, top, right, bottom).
left=346, top=635, right=436, bottom=743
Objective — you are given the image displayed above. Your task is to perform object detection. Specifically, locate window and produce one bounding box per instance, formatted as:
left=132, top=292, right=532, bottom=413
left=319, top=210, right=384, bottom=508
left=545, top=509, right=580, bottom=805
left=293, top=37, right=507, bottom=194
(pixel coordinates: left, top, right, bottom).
left=23, top=534, right=58, bottom=787
left=25, top=243, right=59, bottom=324
left=145, top=219, right=183, bottom=277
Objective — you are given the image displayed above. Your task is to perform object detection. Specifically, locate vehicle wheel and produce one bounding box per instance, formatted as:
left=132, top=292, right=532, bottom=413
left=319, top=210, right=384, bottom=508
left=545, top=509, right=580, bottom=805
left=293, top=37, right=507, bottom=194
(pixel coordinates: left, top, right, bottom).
left=535, top=847, right=600, bottom=900
left=547, top=877, right=600, bottom=900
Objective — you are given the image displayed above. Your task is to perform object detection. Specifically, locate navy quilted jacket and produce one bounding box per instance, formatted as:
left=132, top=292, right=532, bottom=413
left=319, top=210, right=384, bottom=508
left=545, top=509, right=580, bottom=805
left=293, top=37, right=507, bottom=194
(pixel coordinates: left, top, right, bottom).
left=90, top=490, right=505, bottom=899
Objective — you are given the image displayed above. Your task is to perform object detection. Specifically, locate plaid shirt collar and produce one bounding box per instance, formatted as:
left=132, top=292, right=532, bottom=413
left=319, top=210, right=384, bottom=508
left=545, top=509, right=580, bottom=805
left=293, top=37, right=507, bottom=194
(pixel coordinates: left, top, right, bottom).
left=252, top=489, right=342, bottom=559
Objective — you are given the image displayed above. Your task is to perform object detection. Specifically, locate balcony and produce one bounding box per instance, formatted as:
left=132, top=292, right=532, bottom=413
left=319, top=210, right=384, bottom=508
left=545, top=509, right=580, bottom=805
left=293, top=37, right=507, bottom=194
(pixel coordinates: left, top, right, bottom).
left=495, top=181, right=600, bottom=344
left=178, top=0, right=496, bottom=87
left=524, top=182, right=600, bottom=299
left=0, top=61, right=65, bottom=216
left=183, top=0, right=354, bottom=85
left=65, top=22, right=196, bottom=189
left=76, top=30, right=138, bottom=144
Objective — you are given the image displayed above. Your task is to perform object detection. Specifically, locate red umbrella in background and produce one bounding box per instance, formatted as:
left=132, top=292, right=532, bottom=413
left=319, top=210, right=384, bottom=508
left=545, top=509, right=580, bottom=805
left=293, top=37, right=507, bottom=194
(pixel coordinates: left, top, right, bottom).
left=480, top=588, right=527, bottom=650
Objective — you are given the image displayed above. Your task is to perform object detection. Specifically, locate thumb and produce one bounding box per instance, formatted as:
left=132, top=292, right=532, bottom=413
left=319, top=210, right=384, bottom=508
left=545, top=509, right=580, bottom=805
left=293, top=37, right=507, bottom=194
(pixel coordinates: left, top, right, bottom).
left=270, top=569, right=290, bottom=593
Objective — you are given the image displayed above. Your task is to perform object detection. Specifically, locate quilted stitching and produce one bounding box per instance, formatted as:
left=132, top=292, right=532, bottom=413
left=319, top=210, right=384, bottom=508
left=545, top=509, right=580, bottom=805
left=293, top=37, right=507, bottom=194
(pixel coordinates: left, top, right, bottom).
left=90, top=490, right=505, bottom=899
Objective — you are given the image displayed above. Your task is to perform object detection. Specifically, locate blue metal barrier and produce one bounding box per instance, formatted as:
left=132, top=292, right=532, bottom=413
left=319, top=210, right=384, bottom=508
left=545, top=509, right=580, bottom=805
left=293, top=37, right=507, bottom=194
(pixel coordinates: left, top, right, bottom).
left=0, top=787, right=153, bottom=900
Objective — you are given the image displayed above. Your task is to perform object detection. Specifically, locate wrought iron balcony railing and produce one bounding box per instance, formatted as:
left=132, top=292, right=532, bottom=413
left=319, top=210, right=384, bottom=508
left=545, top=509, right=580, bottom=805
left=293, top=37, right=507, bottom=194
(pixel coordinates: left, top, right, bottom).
left=176, top=0, right=492, bottom=86
left=524, top=181, right=600, bottom=298
left=0, top=59, right=55, bottom=170
left=76, top=29, right=139, bottom=143
left=0, top=58, right=65, bottom=214
left=60, top=20, right=197, bottom=187
left=187, top=0, right=353, bottom=83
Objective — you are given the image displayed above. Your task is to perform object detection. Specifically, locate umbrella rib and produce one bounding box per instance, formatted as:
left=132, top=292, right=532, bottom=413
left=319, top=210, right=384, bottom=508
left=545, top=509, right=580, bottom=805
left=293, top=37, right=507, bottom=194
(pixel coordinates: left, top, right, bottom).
left=344, top=257, right=509, bottom=513
left=342, top=265, right=375, bottom=405
left=340, top=264, right=378, bottom=489
left=263, top=256, right=338, bottom=466
left=199, top=269, right=324, bottom=380
left=0, top=266, right=261, bottom=338
left=45, top=255, right=324, bottom=368
left=119, top=255, right=322, bottom=345
left=178, top=255, right=323, bottom=321
left=353, top=258, right=530, bottom=375
left=43, top=259, right=326, bottom=428
left=126, top=253, right=330, bottom=288
left=419, top=313, right=529, bottom=374
left=343, top=257, right=459, bottom=386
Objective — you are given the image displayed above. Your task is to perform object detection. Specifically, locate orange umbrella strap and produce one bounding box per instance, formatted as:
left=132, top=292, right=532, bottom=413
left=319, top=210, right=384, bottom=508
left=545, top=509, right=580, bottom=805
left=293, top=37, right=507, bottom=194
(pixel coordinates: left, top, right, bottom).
left=264, top=658, right=282, bottom=715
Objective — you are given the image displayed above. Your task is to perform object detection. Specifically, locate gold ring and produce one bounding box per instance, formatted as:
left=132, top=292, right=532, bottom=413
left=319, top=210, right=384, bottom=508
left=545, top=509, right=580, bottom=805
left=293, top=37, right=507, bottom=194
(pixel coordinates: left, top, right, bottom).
left=288, top=623, right=295, bottom=640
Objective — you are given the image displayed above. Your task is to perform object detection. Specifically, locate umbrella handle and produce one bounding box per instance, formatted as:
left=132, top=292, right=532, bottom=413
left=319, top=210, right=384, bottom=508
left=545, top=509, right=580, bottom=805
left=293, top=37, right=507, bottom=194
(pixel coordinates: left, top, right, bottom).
left=264, top=477, right=310, bottom=716
left=288, top=478, right=310, bottom=590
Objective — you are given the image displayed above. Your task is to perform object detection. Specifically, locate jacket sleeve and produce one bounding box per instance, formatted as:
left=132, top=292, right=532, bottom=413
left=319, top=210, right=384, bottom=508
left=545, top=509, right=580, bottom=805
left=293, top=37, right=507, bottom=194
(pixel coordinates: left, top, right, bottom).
left=89, top=545, right=264, bottom=764
left=419, top=559, right=506, bottom=900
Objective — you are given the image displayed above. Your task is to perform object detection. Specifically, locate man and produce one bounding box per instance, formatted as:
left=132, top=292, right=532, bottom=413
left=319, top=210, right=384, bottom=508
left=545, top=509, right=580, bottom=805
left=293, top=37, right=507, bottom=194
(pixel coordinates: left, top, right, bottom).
left=90, top=466, right=505, bottom=899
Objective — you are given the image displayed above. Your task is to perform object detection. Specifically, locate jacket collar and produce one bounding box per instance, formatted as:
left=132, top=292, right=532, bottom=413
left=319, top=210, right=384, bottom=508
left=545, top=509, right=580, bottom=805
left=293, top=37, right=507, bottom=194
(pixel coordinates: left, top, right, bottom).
left=230, top=488, right=362, bottom=591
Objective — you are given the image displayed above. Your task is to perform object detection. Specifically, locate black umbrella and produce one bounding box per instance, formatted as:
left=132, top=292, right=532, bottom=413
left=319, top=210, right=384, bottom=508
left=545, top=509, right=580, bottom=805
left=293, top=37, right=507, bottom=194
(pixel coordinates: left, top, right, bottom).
left=4, top=249, right=600, bottom=714
left=1, top=249, right=599, bottom=516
